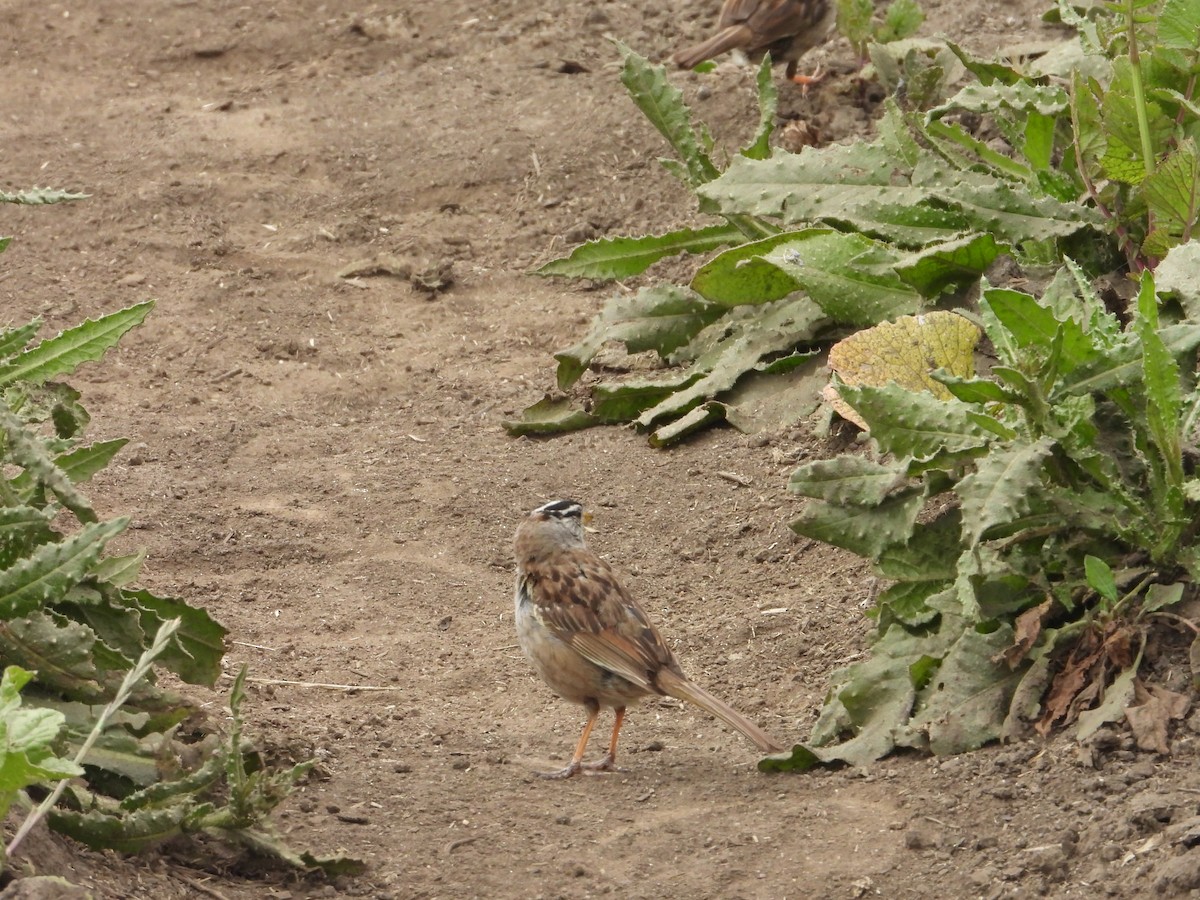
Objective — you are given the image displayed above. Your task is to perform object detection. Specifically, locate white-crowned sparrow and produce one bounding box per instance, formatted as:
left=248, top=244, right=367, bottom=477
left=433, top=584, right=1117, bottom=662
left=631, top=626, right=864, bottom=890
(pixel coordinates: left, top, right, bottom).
left=674, top=0, right=836, bottom=84
left=513, top=499, right=784, bottom=779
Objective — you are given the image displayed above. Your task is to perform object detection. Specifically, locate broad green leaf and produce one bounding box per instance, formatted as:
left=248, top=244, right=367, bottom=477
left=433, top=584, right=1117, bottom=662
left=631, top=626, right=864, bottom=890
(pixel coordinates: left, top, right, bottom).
left=0, top=518, right=128, bottom=619
left=535, top=224, right=742, bottom=280
left=648, top=401, right=725, bottom=447
left=981, top=288, right=1097, bottom=373
left=762, top=233, right=923, bottom=325
left=955, top=437, right=1054, bottom=546
left=892, top=233, right=1003, bottom=295
left=788, top=455, right=911, bottom=506
left=1084, top=555, right=1118, bottom=603
left=0, top=301, right=154, bottom=388
left=874, top=580, right=945, bottom=627
left=55, top=439, right=130, bottom=485
left=1143, top=582, right=1184, bottom=614
left=1159, top=0, right=1200, bottom=50
left=1137, top=272, right=1185, bottom=502
left=1140, top=141, right=1200, bottom=253
left=909, top=623, right=1020, bottom=754
left=929, top=81, right=1069, bottom=121
left=875, top=511, right=962, bottom=582
left=790, top=488, right=925, bottom=558
left=592, top=373, right=698, bottom=422
left=690, top=231, right=809, bottom=306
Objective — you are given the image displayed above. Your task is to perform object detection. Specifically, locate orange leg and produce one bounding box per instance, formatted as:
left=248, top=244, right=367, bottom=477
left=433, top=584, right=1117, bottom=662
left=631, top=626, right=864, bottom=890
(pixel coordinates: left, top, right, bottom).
left=790, top=64, right=825, bottom=96
left=581, top=706, right=625, bottom=773
left=538, top=701, right=600, bottom=779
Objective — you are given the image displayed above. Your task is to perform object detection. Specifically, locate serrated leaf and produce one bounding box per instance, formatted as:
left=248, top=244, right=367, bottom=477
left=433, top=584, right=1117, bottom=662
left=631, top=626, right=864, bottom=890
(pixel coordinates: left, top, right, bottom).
left=503, top=398, right=601, bottom=436
left=788, top=455, right=911, bottom=505
left=536, top=224, right=742, bottom=280
left=0, top=302, right=154, bottom=388
left=0, top=187, right=89, bottom=205
left=614, top=41, right=719, bottom=188
left=0, top=319, right=42, bottom=361
left=125, top=588, right=228, bottom=687
left=0, top=518, right=128, bottom=618
left=0, top=506, right=57, bottom=571
left=790, top=488, right=924, bottom=558
left=635, top=296, right=828, bottom=428
left=50, top=805, right=189, bottom=853
left=875, top=511, right=962, bottom=582
left=552, top=285, right=726, bottom=388
left=838, top=383, right=993, bottom=458
left=981, top=288, right=1097, bottom=373
left=741, top=54, right=777, bottom=161
left=1159, top=0, right=1200, bottom=51
left=955, top=437, right=1054, bottom=546
left=0, top=407, right=99, bottom=523
left=55, top=439, right=129, bottom=485
left=1140, top=141, right=1199, bottom=253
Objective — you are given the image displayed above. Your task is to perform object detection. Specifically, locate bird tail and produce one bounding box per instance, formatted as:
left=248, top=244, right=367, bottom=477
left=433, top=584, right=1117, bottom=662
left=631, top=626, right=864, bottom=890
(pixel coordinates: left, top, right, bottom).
left=673, top=26, right=751, bottom=71
left=656, top=668, right=785, bottom=753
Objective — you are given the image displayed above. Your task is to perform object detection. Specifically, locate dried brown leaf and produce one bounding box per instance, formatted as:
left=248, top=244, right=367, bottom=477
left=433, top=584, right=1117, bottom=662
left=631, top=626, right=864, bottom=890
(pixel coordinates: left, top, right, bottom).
left=994, top=598, right=1052, bottom=670
left=1126, top=682, right=1192, bottom=755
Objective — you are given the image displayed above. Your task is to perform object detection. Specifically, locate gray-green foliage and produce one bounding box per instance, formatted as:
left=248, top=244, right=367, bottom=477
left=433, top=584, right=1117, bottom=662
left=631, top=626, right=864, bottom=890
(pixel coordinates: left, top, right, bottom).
left=765, top=260, right=1200, bottom=769
left=0, top=212, right=360, bottom=873
left=514, top=1, right=1199, bottom=446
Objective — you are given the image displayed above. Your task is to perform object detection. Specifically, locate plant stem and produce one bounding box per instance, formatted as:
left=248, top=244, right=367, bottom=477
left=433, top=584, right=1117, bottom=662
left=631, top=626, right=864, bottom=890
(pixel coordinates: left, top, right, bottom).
left=5, top=618, right=181, bottom=859
left=1125, top=0, right=1157, bottom=179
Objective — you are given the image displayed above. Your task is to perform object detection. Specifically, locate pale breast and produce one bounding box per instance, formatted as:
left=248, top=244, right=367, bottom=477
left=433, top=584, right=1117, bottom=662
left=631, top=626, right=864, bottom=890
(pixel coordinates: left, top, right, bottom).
left=514, top=577, right=649, bottom=708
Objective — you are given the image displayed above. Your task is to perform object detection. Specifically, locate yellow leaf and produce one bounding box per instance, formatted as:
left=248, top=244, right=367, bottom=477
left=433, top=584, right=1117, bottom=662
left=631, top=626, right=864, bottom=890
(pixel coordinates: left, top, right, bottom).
left=826, top=311, right=982, bottom=428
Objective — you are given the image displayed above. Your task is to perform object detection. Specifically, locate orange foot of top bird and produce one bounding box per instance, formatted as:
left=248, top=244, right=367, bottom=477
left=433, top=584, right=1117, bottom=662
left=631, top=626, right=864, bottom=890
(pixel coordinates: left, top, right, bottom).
left=673, top=0, right=836, bottom=86
left=513, top=499, right=785, bottom=779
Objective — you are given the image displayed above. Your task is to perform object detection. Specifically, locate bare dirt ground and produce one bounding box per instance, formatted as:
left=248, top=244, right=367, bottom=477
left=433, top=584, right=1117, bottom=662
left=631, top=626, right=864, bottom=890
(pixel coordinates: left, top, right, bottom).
left=5, top=1, right=1200, bottom=897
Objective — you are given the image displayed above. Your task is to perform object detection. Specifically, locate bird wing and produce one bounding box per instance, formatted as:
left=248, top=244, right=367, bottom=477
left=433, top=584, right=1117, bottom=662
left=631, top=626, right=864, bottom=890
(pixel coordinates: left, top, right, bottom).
left=524, top=549, right=677, bottom=693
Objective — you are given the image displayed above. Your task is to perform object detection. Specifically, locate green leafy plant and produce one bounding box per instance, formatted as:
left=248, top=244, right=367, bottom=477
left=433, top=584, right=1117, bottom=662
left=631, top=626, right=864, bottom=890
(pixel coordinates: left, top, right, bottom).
left=765, top=258, right=1200, bottom=769
left=837, top=0, right=925, bottom=58
left=0, top=202, right=360, bottom=874
left=514, top=1, right=1197, bottom=446
left=0, top=665, right=84, bottom=869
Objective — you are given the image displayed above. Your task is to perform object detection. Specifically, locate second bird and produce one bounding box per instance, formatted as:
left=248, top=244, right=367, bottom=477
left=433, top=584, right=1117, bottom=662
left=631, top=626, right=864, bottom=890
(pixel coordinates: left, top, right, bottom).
left=674, top=0, right=836, bottom=83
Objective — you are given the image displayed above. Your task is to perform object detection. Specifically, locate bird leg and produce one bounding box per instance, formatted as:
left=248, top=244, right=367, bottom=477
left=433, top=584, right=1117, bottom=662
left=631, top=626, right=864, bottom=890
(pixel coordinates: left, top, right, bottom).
left=537, top=700, right=600, bottom=779
left=579, top=706, right=626, bottom=774
left=789, top=63, right=825, bottom=95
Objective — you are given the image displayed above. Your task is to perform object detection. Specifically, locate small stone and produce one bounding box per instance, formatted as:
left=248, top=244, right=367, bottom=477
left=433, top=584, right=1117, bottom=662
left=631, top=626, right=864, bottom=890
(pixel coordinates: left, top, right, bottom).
left=1099, top=843, right=1123, bottom=862
left=904, top=828, right=932, bottom=850
left=118, top=273, right=147, bottom=287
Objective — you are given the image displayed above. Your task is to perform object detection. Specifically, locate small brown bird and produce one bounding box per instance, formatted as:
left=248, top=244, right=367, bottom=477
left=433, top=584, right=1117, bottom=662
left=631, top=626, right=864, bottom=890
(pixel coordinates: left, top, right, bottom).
left=513, top=499, right=784, bottom=779
left=673, top=0, right=836, bottom=84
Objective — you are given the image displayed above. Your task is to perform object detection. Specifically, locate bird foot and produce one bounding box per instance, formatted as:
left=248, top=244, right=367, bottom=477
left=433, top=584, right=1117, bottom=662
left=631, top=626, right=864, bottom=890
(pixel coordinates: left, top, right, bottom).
left=790, top=64, right=825, bottom=95
left=535, top=754, right=624, bottom=779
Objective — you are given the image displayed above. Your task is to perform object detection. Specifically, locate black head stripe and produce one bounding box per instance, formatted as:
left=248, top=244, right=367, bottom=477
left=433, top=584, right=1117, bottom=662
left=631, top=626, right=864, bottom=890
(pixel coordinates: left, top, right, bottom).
left=534, top=499, right=583, bottom=519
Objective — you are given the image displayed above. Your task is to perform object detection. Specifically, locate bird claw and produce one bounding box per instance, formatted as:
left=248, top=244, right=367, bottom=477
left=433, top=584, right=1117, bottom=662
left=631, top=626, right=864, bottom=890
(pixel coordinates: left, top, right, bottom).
left=535, top=754, right=623, bottom=779
left=790, top=63, right=825, bottom=95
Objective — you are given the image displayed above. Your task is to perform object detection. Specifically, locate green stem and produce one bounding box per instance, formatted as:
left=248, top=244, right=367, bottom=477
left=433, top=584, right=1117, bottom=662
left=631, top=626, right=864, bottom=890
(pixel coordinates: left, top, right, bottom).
left=1126, top=0, right=1157, bottom=179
